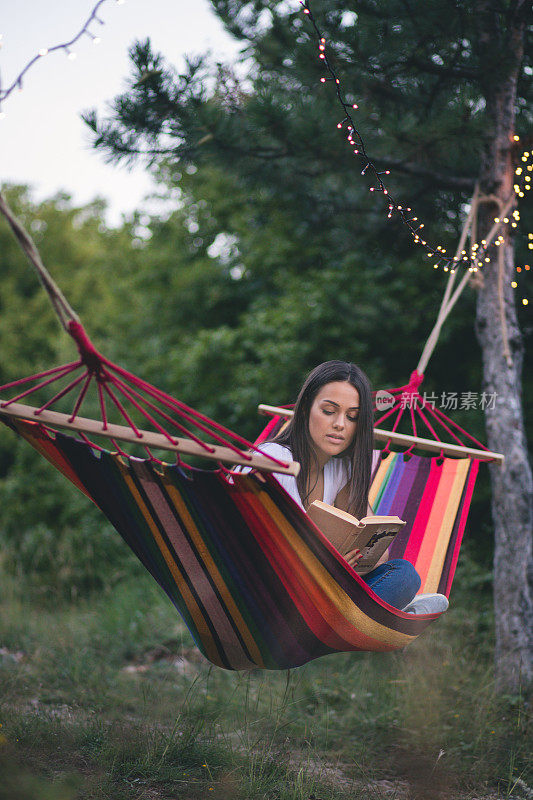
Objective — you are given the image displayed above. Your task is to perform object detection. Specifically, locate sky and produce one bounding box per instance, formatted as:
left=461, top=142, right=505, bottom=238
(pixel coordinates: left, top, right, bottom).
left=0, top=0, right=243, bottom=225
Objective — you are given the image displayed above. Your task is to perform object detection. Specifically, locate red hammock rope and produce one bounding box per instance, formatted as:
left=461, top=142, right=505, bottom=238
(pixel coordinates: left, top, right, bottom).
left=372, top=369, right=490, bottom=457
left=0, top=320, right=292, bottom=470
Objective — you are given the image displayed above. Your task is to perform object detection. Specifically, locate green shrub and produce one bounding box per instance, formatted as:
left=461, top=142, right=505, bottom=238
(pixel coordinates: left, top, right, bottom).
left=0, top=437, right=140, bottom=599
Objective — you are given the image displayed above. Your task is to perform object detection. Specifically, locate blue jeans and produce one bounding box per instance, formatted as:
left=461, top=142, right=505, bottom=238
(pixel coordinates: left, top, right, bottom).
left=363, top=559, right=421, bottom=609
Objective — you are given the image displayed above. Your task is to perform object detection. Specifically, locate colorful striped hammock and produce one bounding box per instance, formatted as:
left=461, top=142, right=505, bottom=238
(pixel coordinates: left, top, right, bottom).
left=3, top=415, right=479, bottom=671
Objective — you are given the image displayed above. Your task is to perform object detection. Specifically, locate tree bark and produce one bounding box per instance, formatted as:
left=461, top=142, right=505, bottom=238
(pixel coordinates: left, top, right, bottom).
left=474, top=2, right=533, bottom=692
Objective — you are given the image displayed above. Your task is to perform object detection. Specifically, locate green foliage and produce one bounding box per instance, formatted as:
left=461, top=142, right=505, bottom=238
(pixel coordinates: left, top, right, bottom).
left=1, top=1, right=531, bottom=593
left=82, top=0, right=532, bottom=436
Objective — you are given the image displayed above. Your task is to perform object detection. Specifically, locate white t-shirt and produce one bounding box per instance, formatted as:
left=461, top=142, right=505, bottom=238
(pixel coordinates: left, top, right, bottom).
left=254, top=441, right=350, bottom=511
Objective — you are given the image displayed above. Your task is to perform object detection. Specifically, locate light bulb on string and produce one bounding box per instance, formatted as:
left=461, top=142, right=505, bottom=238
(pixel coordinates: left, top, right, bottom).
left=86, top=30, right=101, bottom=45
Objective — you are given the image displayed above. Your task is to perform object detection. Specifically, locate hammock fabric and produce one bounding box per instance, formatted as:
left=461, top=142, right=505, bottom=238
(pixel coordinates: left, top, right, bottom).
left=3, top=415, right=479, bottom=671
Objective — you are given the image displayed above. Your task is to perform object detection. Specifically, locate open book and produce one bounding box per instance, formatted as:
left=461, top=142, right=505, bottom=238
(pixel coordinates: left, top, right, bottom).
left=307, top=500, right=406, bottom=574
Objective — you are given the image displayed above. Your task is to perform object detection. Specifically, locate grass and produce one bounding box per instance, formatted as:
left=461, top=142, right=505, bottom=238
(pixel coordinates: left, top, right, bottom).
left=0, top=557, right=531, bottom=800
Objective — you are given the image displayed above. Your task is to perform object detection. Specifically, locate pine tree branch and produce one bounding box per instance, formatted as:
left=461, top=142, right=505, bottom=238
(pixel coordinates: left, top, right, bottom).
left=379, top=159, right=475, bottom=191
left=401, top=57, right=479, bottom=81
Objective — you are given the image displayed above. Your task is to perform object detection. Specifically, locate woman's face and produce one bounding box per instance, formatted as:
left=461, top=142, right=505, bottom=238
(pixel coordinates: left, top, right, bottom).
left=308, top=380, right=360, bottom=464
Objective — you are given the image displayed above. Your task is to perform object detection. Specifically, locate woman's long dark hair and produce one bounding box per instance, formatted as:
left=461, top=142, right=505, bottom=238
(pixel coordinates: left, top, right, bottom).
left=274, top=361, right=374, bottom=518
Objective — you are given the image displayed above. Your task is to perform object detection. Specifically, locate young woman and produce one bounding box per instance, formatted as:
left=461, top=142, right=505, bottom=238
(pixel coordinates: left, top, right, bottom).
left=257, top=361, right=449, bottom=615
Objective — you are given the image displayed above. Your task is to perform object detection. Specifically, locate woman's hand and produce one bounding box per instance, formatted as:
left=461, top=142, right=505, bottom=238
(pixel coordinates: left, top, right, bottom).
left=344, top=547, right=363, bottom=569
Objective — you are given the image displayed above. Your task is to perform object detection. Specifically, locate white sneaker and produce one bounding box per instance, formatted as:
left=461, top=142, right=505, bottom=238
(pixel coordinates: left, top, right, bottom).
left=402, top=593, right=449, bottom=615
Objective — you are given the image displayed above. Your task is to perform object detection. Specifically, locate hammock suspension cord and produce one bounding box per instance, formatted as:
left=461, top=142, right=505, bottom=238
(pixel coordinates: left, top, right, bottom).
left=416, top=186, right=517, bottom=375
left=259, top=187, right=510, bottom=465
left=0, top=192, right=79, bottom=331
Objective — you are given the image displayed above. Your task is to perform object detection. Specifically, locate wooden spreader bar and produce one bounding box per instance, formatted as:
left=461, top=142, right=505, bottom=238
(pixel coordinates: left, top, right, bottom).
left=258, top=404, right=504, bottom=464
left=0, top=402, right=301, bottom=476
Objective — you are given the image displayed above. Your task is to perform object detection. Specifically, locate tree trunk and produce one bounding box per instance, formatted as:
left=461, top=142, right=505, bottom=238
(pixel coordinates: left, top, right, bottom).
left=474, top=2, right=533, bottom=692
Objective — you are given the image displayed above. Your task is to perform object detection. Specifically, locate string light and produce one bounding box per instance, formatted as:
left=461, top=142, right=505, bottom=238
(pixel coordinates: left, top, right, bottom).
left=0, top=0, right=125, bottom=107
left=86, top=31, right=102, bottom=45
left=300, top=0, right=530, bottom=303
left=299, top=0, right=473, bottom=270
